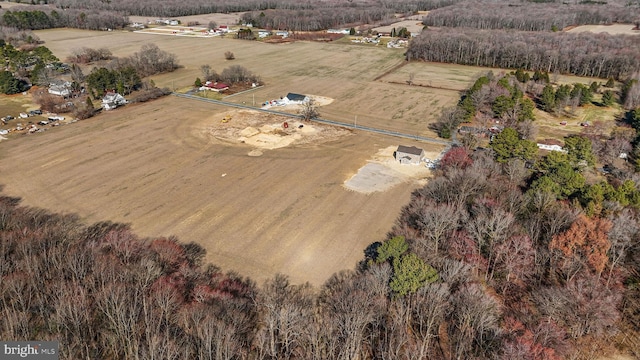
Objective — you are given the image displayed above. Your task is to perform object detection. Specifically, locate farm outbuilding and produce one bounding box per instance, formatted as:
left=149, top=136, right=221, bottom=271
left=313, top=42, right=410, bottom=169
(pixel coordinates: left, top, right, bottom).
left=395, top=145, right=425, bottom=165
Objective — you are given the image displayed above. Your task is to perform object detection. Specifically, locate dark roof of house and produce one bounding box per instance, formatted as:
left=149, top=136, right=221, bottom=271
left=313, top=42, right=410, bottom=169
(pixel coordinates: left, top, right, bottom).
left=207, top=82, right=229, bottom=89
left=286, top=93, right=306, bottom=101
left=396, top=145, right=424, bottom=156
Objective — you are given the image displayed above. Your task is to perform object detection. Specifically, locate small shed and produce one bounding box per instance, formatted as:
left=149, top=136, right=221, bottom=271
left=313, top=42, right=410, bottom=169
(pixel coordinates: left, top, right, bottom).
left=395, top=145, right=425, bottom=165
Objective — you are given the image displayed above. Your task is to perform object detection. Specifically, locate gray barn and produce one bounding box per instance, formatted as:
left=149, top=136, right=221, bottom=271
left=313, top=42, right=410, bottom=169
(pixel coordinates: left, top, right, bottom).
left=395, top=145, right=425, bottom=165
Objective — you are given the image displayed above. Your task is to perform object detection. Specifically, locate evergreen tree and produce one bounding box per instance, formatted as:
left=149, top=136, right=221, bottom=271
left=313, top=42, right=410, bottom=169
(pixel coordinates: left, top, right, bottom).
left=541, top=84, right=556, bottom=112
left=390, top=253, right=439, bottom=297
left=602, top=90, right=615, bottom=107
left=490, top=127, right=538, bottom=163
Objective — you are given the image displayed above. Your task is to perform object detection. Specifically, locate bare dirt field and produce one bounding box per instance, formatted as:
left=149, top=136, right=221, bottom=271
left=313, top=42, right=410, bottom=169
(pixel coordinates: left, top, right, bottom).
left=34, top=28, right=457, bottom=138
left=0, top=95, right=443, bottom=286
left=372, top=20, right=426, bottom=35
left=129, top=12, right=245, bottom=27
left=567, top=23, right=639, bottom=36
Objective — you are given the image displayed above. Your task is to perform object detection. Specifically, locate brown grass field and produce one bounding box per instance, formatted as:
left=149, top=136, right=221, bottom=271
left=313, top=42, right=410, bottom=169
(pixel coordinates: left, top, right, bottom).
left=1, top=28, right=619, bottom=285
left=34, top=28, right=462, bottom=137
left=0, top=95, right=444, bottom=286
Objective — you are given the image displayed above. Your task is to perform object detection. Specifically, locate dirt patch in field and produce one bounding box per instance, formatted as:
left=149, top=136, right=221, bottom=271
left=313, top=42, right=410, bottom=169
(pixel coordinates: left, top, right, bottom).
left=372, top=20, right=426, bottom=35
left=128, top=12, right=245, bottom=27
left=200, top=109, right=351, bottom=151
left=567, top=24, right=640, bottom=36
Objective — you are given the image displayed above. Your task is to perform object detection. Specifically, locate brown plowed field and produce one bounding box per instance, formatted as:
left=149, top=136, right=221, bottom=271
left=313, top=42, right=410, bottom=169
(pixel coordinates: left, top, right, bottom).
left=0, top=96, right=440, bottom=285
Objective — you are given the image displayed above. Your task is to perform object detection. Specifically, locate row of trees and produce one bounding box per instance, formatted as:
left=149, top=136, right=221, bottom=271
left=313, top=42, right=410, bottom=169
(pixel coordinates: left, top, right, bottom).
left=82, top=44, right=177, bottom=96
left=0, top=7, right=129, bottom=30
left=406, top=28, right=640, bottom=79
left=240, top=8, right=395, bottom=31
left=66, top=47, right=112, bottom=64
left=197, top=63, right=261, bottom=86
left=422, top=1, right=640, bottom=31
left=47, top=0, right=461, bottom=18
left=0, top=26, right=40, bottom=47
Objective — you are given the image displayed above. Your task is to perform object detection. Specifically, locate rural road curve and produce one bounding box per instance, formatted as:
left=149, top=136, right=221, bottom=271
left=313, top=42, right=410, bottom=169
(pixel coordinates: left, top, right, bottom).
left=173, top=93, right=453, bottom=146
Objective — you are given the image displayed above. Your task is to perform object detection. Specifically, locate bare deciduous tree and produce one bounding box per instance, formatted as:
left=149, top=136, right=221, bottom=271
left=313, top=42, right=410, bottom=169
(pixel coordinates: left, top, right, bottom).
left=299, top=97, right=319, bottom=121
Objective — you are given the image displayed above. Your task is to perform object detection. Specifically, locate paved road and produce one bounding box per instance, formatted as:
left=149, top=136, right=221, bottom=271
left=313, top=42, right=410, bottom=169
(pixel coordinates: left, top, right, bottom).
left=173, top=93, right=453, bottom=146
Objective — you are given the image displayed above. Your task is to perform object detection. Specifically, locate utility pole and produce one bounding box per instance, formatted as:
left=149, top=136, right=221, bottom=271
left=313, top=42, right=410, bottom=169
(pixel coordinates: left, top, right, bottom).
left=354, top=115, right=357, bottom=129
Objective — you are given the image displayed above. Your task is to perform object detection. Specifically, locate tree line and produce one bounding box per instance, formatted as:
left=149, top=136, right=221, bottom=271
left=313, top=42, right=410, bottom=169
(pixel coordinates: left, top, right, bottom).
left=422, top=0, right=640, bottom=31
left=0, top=7, right=129, bottom=31
left=47, top=0, right=461, bottom=18
left=241, top=8, right=394, bottom=31
left=406, top=28, right=640, bottom=80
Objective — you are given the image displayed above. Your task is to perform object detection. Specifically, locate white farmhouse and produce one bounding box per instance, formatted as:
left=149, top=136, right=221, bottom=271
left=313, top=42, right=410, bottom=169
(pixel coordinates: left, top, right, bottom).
left=102, top=93, right=127, bottom=110
left=48, top=81, right=72, bottom=97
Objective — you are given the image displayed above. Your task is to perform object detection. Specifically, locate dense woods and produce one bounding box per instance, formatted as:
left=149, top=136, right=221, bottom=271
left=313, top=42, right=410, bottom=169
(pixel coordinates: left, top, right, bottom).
left=422, top=1, right=640, bottom=31
left=0, top=0, right=460, bottom=31
left=46, top=0, right=459, bottom=18
left=406, top=29, right=640, bottom=79
left=0, top=7, right=129, bottom=31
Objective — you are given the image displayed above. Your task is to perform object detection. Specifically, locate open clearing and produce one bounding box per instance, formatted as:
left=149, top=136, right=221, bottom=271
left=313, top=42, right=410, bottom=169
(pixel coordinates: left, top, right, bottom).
left=129, top=12, right=246, bottom=28
left=567, top=23, right=639, bottom=36
left=372, top=20, right=426, bottom=35
left=0, top=95, right=443, bottom=286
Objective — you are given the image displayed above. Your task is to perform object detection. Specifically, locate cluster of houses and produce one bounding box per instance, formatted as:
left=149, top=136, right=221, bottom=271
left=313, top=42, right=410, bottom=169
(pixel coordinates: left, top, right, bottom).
left=351, top=36, right=381, bottom=44
left=47, top=82, right=127, bottom=111
left=327, top=29, right=351, bottom=34
left=154, top=19, right=180, bottom=26
left=387, top=39, right=409, bottom=48
left=258, top=30, right=289, bottom=38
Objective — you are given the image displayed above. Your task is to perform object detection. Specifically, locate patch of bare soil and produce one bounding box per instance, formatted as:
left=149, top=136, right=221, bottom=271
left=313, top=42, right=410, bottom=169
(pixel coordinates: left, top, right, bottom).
left=566, top=24, right=640, bottom=36
left=128, top=12, right=245, bottom=27
left=202, top=108, right=350, bottom=152
left=344, top=145, right=442, bottom=193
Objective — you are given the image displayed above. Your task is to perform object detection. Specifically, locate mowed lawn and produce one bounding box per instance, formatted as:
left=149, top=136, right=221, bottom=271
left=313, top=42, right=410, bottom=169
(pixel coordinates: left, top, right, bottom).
left=0, top=96, right=432, bottom=286
left=35, top=29, right=460, bottom=137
